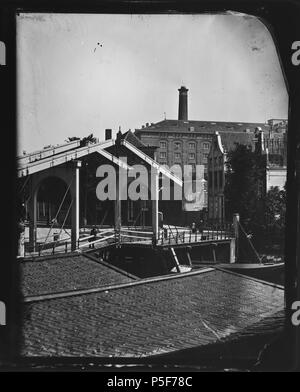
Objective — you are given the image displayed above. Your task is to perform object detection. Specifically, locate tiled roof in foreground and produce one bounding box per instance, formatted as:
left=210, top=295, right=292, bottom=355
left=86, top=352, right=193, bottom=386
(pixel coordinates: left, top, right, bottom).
left=21, top=268, right=284, bottom=357
left=20, top=254, right=136, bottom=297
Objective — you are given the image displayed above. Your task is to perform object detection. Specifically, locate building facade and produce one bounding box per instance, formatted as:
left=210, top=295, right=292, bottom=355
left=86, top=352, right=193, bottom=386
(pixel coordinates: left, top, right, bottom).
left=135, top=86, right=287, bottom=224
left=207, top=128, right=287, bottom=222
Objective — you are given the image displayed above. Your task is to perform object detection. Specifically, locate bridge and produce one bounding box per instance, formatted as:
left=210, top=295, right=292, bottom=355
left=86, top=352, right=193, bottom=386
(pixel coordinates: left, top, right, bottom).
left=22, top=221, right=237, bottom=277
left=18, top=133, right=238, bottom=270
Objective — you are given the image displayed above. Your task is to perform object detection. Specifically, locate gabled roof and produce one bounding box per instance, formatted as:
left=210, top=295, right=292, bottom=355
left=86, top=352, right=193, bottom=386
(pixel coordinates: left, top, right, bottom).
left=17, top=139, right=116, bottom=177
left=17, top=140, right=81, bottom=165
left=17, top=133, right=182, bottom=186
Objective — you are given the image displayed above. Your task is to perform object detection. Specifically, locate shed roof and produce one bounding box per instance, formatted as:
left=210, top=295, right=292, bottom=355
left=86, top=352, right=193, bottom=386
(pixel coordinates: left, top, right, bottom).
left=20, top=254, right=136, bottom=297
left=21, top=266, right=284, bottom=357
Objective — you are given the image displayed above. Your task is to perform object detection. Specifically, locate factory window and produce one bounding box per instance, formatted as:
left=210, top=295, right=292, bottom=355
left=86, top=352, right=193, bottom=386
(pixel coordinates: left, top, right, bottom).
left=203, top=142, right=210, bottom=150
left=189, top=142, right=195, bottom=150
left=160, top=141, right=167, bottom=149
left=189, top=153, right=195, bottom=160
left=160, top=152, right=167, bottom=159
left=174, top=152, right=181, bottom=160
left=203, top=154, right=208, bottom=163
left=174, top=141, right=181, bottom=150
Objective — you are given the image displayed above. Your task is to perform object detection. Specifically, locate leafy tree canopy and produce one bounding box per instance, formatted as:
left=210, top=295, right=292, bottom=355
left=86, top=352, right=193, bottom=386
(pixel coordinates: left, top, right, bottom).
left=66, top=134, right=98, bottom=147
left=224, top=143, right=266, bottom=229
left=265, top=186, right=286, bottom=230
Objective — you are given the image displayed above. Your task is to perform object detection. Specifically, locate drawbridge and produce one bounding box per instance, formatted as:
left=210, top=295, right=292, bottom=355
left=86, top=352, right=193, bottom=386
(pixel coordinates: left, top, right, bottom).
left=18, top=136, right=183, bottom=254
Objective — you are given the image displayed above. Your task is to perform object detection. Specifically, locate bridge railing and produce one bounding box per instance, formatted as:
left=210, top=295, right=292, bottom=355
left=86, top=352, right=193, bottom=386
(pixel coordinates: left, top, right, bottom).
left=24, top=228, right=117, bottom=257
left=119, top=228, right=153, bottom=244
left=23, top=222, right=234, bottom=257
left=159, top=223, right=233, bottom=246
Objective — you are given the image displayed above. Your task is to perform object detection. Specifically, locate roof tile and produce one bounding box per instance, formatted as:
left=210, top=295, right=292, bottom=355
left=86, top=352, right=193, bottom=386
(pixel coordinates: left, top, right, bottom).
left=21, top=269, right=284, bottom=357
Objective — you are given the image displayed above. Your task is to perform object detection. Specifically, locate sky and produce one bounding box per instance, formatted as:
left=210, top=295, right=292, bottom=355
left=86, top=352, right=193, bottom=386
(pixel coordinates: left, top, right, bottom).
left=17, top=13, right=288, bottom=154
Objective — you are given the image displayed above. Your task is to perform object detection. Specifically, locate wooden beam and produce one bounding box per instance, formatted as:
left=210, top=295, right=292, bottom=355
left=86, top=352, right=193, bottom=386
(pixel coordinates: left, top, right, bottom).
left=152, top=168, right=159, bottom=245
left=170, top=247, right=181, bottom=273
left=121, top=139, right=182, bottom=186
left=18, top=139, right=114, bottom=177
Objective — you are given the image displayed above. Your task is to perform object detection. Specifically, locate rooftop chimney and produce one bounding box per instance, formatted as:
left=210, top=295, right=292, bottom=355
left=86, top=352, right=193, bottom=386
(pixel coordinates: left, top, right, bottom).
left=178, top=86, right=188, bottom=121
left=105, top=129, right=112, bottom=140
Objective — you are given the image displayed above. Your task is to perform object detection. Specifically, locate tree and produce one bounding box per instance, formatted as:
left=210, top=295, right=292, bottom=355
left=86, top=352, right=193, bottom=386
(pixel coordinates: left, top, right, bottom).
left=224, top=144, right=286, bottom=254
left=224, top=143, right=266, bottom=232
left=65, top=134, right=97, bottom=147
left=66, top=136, right=80, bottom=142
left=265, top=186, right=286, bottom=229
left=80, top=133, right=98, bottom=147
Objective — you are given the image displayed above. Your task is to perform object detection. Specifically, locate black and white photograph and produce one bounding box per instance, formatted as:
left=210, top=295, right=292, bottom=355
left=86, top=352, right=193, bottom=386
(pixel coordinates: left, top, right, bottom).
left=1, top=1, right=300, bottom=374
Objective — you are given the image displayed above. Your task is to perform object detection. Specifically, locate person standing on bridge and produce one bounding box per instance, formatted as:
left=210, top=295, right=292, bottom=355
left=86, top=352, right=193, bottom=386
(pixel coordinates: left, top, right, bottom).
left=191, top=222, right=196, bottom=234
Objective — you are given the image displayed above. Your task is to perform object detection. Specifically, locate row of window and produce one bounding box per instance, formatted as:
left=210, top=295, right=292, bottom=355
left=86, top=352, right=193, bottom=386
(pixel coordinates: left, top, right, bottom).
left=159, top=152, right=208, bottom=161
left=160, top=141, right=210, bottom=150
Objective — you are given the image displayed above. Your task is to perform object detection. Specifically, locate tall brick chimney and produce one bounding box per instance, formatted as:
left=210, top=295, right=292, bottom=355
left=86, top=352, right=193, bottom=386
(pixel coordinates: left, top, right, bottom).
left=178, top=86, right=188, bottom=121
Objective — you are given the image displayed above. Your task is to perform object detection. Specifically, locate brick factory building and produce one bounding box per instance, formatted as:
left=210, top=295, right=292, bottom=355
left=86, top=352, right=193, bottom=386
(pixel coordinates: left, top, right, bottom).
left=135, top=86, right=287, bottom=224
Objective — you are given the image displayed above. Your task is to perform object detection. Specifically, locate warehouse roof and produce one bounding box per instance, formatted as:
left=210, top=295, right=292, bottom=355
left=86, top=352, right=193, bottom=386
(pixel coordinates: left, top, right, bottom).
left=21, top=266, right=284, bottom=358
left=20, top=253, right=136, bottom=297
left=135, top=119, right=271, bottom=135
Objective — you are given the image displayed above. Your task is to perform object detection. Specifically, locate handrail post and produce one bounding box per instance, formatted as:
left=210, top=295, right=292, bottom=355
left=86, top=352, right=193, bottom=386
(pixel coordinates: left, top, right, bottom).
left=232, top=213, right=240, bottom=262
left=152, top=232, right=157, bottom=247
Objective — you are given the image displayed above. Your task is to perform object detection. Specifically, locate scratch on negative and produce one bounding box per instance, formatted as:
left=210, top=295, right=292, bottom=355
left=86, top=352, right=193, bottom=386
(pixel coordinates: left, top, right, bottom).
left=200, top=318, right=222, bottom=342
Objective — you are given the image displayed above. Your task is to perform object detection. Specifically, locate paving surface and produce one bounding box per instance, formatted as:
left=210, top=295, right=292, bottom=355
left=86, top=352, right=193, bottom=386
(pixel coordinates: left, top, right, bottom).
left=21, top=268, right=284, bottom=357
left=20, top=254, right=136, bottom=297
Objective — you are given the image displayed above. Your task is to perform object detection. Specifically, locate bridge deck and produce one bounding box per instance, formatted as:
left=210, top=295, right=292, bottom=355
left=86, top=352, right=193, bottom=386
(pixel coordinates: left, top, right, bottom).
left=23, top=225, right=233, bottom=258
